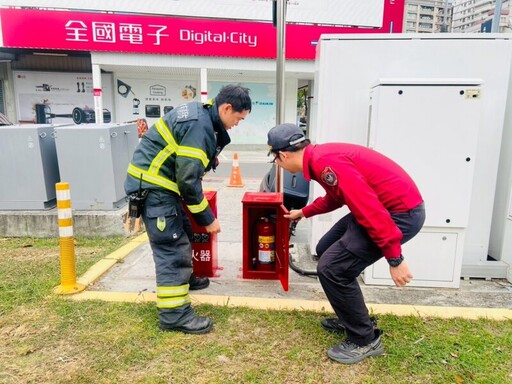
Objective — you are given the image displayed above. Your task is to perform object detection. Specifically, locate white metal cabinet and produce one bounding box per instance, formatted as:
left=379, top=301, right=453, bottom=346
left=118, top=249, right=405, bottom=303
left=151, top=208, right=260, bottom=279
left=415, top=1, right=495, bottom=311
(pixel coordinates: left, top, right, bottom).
left=0, top=125, right=61, bottom=210
left=363, top=81, right=481, bottom=288
left=489, top=114, right=512, bottom=281
left=310, top=35, right=512, bottom=283
left=54, top=123, right=138, bottom=210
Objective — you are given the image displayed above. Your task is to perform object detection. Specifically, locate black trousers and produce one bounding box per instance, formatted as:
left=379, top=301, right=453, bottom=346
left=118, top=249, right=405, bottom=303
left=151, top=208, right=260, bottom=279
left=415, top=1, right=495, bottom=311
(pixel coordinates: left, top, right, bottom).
left=316, top=203, right=425, bottom=345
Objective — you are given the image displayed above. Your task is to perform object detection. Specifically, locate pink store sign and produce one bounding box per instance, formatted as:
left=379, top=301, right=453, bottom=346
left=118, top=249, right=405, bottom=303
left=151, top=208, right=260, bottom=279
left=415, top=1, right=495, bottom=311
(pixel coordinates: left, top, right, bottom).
left=0, top=5, right=403, bottom=60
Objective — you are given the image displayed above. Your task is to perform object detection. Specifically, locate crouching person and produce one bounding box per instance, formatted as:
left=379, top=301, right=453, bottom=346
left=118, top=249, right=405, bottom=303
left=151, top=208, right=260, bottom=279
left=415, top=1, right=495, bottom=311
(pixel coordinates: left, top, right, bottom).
left=267, top=123, right=425, bottom=362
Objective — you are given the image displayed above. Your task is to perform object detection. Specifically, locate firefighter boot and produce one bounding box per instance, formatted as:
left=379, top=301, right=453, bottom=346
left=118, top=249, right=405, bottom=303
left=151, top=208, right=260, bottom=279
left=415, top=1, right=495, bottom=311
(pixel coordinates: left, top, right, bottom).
left=189, top=273, right=210, bottom=290
left=160, top=316, right=213, bottom=335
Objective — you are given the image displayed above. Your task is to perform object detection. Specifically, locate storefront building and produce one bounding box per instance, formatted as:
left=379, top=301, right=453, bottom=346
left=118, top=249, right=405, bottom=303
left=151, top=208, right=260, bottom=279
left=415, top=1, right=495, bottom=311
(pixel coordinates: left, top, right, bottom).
left=0, top=1, right=404, bottom=144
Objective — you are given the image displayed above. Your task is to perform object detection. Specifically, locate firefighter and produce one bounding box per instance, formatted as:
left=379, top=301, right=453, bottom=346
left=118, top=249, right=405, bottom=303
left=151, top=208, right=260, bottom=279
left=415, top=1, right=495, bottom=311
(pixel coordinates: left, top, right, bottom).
left=267, top=123, right=425, bottom=364
left=125, top=85, right=252, bottom=334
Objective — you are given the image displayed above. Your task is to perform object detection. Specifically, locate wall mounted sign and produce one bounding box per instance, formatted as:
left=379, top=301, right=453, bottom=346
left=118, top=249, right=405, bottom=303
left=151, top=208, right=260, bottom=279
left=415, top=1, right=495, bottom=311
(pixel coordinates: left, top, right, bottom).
left=0, top=5, right=404, bottom=60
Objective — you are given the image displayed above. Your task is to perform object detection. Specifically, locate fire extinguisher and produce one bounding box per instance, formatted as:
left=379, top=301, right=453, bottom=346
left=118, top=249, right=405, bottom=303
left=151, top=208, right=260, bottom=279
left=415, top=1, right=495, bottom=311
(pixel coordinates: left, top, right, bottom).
left=253, top=216, right=276, bottom=271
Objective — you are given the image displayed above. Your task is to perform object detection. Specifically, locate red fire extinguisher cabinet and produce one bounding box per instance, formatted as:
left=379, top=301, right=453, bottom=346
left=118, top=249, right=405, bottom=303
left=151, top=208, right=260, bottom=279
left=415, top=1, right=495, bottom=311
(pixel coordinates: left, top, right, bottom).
left=182, top=190, right=220, bottom=278
left=241, top=192, right=290, bottom=291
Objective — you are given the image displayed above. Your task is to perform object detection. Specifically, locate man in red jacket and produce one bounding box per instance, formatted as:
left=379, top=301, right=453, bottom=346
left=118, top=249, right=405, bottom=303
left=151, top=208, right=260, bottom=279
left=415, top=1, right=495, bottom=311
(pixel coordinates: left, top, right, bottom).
left=267, top=123, right=425, bottom=364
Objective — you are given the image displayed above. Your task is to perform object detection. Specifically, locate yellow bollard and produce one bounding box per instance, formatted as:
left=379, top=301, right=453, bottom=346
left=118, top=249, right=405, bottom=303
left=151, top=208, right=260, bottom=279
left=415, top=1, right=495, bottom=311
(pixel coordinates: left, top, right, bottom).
left=53, top=182, right=86, bottom=295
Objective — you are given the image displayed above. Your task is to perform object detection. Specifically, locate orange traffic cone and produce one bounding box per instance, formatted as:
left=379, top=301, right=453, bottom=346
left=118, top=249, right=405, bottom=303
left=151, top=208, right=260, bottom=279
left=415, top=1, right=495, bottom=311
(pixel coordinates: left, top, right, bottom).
left=227, top=153, right=244, bottom=187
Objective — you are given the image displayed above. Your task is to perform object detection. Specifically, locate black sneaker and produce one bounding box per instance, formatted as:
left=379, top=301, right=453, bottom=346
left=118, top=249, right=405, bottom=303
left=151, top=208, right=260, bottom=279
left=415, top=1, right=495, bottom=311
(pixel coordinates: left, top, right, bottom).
left=321, top=316, right=378, bottom=334
left=327, top=329, right=384, bottom=364
left=160, top=316, right=213, bottom=335
left=189, top=273, right=210, bottom=290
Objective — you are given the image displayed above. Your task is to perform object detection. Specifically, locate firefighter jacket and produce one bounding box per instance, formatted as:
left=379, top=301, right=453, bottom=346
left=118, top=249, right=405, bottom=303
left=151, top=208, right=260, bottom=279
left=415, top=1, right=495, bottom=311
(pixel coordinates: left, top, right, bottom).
left=301, top=143, right=423, bottom=259
left=125, top=101, right=230, bottom=227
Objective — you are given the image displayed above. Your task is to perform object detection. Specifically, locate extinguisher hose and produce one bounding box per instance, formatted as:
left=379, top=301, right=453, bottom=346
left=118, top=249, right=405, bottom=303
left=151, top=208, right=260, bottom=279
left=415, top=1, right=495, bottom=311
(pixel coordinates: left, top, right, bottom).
left=288, top=221, right=318, bottom=277
left=289, top=253, right=318, bottom=276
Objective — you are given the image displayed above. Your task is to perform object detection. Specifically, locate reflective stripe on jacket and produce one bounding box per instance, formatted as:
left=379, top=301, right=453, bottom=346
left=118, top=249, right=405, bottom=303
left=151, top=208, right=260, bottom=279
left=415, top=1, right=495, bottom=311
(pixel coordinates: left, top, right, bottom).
left=125, top=101, right=228, bottom=226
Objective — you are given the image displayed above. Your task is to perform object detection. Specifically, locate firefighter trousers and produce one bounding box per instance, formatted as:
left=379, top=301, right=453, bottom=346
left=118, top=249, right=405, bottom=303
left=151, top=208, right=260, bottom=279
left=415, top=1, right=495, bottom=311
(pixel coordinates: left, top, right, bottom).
left=142, top=189, right=196, bottom=327
left=316, top=203, right=425, bottom=346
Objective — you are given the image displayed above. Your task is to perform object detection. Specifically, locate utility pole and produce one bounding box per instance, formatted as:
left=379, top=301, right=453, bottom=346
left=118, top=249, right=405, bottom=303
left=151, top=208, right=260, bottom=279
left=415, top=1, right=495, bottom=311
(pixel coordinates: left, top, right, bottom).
left=275, top=0, right=286, bottom=127
left=492, top=0, right=503, bottom=32
left=274, top=0, right=287, bottom=193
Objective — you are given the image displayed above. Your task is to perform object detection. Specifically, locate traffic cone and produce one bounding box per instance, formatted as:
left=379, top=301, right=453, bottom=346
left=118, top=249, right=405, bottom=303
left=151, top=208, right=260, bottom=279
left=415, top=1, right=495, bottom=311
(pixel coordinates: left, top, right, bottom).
left=227, top=153, right=244, bottom=187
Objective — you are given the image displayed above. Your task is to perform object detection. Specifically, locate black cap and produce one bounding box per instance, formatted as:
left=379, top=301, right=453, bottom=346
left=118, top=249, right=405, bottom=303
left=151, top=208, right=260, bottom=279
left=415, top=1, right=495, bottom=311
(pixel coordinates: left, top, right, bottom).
left=267, top=123, right=307, bottom=155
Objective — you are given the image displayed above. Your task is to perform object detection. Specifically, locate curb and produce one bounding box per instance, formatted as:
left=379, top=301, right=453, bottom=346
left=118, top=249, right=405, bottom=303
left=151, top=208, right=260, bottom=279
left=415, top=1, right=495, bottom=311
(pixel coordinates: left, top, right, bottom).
left=68, top=232, right=512, bottom=321
left=67, top=290, right=512, bottom=321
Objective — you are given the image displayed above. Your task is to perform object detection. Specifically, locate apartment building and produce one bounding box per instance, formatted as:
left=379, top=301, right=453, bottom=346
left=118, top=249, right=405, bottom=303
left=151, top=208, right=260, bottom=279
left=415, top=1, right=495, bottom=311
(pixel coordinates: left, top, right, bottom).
left=452, top=0, right=512, bottom=33
left=403, top=0, right=453, bottom=33
left=452, top=0, right=495, bottom=32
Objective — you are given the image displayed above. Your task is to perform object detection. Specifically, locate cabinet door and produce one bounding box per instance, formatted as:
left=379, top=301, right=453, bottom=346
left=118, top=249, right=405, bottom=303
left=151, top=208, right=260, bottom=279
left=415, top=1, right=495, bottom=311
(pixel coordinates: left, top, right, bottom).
left=365, top=230, right=460, bottom=287
left=277, top=203, right=290, bottom=291
left=368, top=84, right=481, bottom=228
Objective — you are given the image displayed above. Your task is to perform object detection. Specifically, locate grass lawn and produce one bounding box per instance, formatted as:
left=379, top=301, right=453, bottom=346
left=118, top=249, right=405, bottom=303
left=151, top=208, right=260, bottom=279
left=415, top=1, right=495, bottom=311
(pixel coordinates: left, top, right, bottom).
left=1, top=236, right=511, bottom=384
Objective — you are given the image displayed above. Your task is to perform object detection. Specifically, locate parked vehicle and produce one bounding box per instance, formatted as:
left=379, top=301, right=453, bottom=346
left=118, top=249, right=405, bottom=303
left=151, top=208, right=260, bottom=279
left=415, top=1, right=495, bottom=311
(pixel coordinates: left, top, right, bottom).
left=259, top=163, right=309, bottom=211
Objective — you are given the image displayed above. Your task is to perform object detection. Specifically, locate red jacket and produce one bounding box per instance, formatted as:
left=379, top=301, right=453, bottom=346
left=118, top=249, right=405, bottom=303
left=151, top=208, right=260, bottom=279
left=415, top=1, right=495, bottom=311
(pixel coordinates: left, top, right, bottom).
left=302, top=143, right=423, bottom=259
